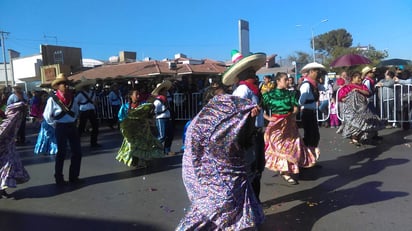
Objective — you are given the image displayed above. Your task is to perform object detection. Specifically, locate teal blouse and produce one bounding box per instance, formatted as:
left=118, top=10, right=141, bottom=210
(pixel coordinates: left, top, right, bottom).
left=262, top=88, right=298, bottom=114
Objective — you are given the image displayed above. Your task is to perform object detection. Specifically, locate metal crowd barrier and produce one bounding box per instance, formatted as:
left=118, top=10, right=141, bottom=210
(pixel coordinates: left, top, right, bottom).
left=172, top=92, right=203, bottom=120
left=94, top=93, right=203, bottom=121
left=95, top=95, right=114, bottom=120
left=92, top=84, right=412, bottom=123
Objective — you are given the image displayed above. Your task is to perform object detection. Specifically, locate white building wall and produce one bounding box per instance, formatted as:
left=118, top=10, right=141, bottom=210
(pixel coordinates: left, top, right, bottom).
left=0, top=63, right=12, bottom=84
left=12, top=54, right=43, bottom=81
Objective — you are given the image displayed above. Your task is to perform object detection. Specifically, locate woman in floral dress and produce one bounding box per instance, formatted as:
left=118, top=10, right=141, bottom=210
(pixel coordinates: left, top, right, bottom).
left=0, top=102, right=30, bottom=197
left=262, top=72, right=317, bottom=185
left=177, top=91, right=264, bottom=230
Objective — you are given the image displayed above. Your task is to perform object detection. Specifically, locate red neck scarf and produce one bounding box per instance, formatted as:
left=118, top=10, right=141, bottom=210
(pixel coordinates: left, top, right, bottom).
left=239, top=79, right=260, bottom=96
left=156, top=95, right=167, bottom=104
left=56, top=90, right=72, bottom=106
left=303, top=77, right=318, bottom=89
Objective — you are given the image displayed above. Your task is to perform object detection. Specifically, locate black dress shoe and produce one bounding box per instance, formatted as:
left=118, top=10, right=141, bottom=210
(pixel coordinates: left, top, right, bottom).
left=55, top=179, right=69, bottom=186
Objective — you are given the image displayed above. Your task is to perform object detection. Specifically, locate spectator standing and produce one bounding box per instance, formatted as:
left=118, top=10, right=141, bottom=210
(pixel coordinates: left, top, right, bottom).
left=376, top=70, right=396, bottom=127
left=361, top=66, right=377, bottom=112
left=108, top=83, right=122, bottom=129
left=394, top=70, right=412, bottom=130
left=318, top=77, right=330, bottom=127
left=287, top=76, right=297, bottom=91
left=329, top=97, right=339, bottom=128
left=260, top=74, right=275, bottom=94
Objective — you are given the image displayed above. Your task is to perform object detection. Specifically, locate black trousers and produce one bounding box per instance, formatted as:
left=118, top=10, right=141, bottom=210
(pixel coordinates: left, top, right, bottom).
left=251, top=128, right=265, bottom=202
left=301, top=109, right=320, bottom=147
left=17, top=117, right=26, bottom=143
left=55, top=122, right=82, bottom=181
left=110, top=105, right=120, bottom=127
left=78, top=109, right=99, bottom=145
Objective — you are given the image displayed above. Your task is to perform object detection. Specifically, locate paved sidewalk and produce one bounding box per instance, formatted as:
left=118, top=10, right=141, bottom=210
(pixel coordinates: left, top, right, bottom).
left=1, top=121, right=412, bottom=231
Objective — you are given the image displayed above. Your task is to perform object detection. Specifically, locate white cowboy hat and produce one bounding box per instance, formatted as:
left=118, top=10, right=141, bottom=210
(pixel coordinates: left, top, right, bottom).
left=151, top=80, right=172, bottom=96
left=75, top=76, right=97, bottom=91
left=300, top=62, right=326, bottom=73
left=51, top=73, right=69, bottom=89
left=222, top=52, right=266, bottom=86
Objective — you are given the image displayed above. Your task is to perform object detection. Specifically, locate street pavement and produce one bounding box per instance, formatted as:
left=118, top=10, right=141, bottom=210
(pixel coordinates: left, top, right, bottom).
left=1, top=120, right=412, bottom=231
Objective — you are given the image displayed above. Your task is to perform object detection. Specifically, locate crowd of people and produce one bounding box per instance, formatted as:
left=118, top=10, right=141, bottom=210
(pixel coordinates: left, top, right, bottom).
left=0, top=51, right=411, bottom=229
left=0, top=73, right=179, bottom=195
left=176, top=51, right=411, bottom=229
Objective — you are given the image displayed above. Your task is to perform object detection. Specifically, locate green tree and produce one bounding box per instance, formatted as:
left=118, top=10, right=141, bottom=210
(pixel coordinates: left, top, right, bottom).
left=289, top=28, right=388, bottom=70
left=314, top=28, right=353, bottom=56
left=362, top=45, right=388, bottom=65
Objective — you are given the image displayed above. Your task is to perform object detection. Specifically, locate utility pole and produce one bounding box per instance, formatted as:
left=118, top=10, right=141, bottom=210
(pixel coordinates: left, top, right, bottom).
left=0, top=30, right=10, bottom=87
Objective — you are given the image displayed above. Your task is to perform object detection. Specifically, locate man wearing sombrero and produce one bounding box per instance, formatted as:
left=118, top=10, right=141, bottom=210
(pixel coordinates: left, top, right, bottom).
left=43, top=73, right=83, bottom=185
left=223, top=50, right=266, bottom=202
left=298, top=62, right=325, bottom=159
left=152, top=80, right=174, bottom=155
left=75, top=77, right=101, bottom=148
left=361, top=66, right=377, bottom=112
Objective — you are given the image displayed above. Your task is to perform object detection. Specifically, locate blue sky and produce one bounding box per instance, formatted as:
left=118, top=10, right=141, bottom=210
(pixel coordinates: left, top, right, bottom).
left=1, top=0, right=412, bottom=62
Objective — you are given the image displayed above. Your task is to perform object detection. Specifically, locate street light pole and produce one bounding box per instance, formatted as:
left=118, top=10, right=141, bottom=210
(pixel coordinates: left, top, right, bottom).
left=311, top=19, right=328, bottom=62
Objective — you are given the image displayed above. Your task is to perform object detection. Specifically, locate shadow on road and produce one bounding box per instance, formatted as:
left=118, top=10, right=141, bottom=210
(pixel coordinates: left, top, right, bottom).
left=0, top=209, right=162, bottom=231
left=260, top=129, right=411, bottom=230
left=10, top=155, right=182, bottom=200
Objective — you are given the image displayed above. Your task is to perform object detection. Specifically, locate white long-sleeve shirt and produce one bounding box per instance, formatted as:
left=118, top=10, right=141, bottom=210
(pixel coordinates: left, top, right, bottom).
left=43, top=95, right=79, bottom=127
left=232, top=84, right=263, bottom=128
left=153, top=98, right=171, bottom=119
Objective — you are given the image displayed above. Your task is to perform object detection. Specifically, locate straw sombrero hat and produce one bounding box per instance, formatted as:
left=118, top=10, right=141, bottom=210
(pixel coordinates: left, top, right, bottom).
left=151, top=80, right=172, bottom=96
left=75, top=76, right=97, bottom=91
left=222, top=50, right=266, bottom=86
left=361, top=66, right=375, bottom=78
left=51, top=73, right=69, bottom=89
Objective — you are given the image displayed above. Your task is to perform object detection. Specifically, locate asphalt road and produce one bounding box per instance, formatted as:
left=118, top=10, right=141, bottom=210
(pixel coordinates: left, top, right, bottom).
left=1, top=121, right=412, bottom=231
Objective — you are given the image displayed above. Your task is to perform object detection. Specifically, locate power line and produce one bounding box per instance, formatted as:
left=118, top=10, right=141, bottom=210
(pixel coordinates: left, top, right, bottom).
left=43, top=34, right=58, bottom=45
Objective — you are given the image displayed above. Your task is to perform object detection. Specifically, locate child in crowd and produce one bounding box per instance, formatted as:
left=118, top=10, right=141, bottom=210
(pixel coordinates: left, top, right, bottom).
left=329, top=97, right=339, bottom=128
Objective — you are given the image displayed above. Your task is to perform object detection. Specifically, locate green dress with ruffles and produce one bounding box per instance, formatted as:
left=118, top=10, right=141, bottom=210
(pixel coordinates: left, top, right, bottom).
left=116, top=103, right=163, bottom=167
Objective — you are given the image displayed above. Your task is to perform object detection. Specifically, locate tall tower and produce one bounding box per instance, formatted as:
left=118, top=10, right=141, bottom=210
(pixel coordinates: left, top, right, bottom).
left=238, top=19, right=250, bottom=55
